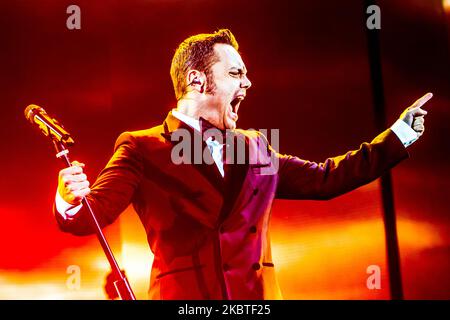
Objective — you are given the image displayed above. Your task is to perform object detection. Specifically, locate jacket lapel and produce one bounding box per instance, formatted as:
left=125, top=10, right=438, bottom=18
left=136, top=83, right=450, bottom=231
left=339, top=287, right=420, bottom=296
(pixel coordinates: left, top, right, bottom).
left=160, top=111, right=251, bottom=223
left=161, top=111, right=225, bottom=193
left=219, top=132, right=250, bottom=222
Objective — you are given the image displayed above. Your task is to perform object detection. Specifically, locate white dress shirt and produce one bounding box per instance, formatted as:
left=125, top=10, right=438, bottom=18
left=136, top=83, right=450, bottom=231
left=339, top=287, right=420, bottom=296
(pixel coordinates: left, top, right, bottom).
left=171, top=110, right=225, bottom=177
left=55, top=112, right=419, bottom=219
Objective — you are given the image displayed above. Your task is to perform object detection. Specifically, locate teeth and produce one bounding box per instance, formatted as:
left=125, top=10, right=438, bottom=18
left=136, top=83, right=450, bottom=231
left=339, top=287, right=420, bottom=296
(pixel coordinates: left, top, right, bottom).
left=229, top=95, right=244, bottom=120
left=229, top=104, right=238, bottom=121
left=229, top=110, right=238, bottom=121
left=230, top=101, right=239, bottom=113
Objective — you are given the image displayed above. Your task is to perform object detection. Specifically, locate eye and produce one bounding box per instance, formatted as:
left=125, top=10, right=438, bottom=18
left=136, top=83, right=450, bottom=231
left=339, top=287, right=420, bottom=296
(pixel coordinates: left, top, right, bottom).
left=230, top=70, right=244, bottom=78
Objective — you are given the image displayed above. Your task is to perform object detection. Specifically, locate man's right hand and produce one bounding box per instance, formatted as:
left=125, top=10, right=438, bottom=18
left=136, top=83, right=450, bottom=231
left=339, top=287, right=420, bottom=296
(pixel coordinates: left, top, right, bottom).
left=57, top=161, right=90, bottom=206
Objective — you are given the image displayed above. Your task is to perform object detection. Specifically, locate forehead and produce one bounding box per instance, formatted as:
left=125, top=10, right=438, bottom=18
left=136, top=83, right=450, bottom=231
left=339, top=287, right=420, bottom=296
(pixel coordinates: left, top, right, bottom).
left=213, top=43, right=245, bottom=69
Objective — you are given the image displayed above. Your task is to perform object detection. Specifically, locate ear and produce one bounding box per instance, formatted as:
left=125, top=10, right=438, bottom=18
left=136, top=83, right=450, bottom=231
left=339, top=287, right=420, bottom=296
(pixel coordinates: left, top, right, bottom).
left=186, top=70, right=205, bottom=93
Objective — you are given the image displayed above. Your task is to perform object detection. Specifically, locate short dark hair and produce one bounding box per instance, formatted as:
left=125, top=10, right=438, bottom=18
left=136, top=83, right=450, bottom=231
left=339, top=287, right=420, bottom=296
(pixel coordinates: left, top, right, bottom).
left=170, top=29, right=239, bottom=100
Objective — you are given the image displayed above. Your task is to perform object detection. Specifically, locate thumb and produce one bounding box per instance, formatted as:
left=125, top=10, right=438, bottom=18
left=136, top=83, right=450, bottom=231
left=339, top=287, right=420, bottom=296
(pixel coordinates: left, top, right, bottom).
left=71, top=160, right=85, bottom=168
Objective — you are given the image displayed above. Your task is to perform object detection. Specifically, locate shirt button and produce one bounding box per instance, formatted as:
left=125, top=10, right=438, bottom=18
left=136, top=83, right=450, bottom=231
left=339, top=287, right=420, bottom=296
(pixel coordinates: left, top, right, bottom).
left=223, top=263, right=230, bottom=272
left=252, top=263, right=261, bottom=271
left=253, top=188, right=259, bottom=196
left=249, top=226, right=257, bottom=233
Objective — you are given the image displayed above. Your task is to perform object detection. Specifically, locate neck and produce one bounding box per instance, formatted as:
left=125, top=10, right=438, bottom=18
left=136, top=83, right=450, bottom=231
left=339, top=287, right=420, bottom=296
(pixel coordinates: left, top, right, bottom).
left=176, top=97, right=202, bottom=119
left=176, top=94, right=225, bottom=130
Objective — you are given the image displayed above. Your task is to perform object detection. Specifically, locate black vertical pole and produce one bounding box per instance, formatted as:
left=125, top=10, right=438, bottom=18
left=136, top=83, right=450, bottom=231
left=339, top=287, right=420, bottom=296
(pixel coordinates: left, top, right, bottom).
left=364, top=0, right=404, bottom=300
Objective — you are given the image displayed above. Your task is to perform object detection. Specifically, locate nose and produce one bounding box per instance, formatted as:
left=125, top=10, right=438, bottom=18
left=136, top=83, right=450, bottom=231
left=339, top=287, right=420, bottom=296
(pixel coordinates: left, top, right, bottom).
left=241, top=75, right=252, bottom=90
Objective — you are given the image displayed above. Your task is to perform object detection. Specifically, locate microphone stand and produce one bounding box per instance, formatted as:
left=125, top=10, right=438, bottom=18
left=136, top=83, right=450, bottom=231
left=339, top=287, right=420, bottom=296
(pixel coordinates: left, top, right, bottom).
left=52, top=138, right=136, bottom=300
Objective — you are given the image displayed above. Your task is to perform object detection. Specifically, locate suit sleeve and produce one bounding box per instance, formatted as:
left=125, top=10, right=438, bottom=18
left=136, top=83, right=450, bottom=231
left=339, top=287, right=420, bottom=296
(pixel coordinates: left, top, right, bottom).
left=54, top=132, right=143, bottom=235
left=275, top=128, right=409, bottom=200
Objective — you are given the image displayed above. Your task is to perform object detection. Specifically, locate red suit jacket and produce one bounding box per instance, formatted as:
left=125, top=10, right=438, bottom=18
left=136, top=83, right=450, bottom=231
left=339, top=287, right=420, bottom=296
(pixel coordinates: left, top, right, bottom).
left=55, top=111, right=409, bottom=299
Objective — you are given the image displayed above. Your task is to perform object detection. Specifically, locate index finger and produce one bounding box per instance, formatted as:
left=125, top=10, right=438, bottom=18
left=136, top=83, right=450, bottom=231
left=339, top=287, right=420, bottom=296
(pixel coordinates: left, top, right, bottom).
left=411, top=92, right=433, bottom=109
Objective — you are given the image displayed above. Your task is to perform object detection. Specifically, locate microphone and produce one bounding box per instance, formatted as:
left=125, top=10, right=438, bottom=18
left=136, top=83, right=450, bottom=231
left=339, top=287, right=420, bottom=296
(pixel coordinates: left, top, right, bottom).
left=24, top=104, right=75, bottom=146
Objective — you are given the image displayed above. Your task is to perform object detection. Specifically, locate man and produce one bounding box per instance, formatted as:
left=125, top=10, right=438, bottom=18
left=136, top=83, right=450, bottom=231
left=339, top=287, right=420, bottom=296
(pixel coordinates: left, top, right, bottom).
left=55, top=29, right=431, bottom=299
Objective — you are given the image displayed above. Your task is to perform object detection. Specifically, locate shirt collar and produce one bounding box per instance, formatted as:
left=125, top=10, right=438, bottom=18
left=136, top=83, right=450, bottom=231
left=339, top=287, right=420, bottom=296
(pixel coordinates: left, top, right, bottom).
left=171, top=109, right=224, bottom=146
left=171, top=109, right=201, bottom=132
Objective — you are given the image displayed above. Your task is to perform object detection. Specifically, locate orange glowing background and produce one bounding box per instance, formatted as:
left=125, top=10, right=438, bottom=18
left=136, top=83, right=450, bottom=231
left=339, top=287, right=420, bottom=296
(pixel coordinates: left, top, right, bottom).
left=0, top=0, right=449, bottom=299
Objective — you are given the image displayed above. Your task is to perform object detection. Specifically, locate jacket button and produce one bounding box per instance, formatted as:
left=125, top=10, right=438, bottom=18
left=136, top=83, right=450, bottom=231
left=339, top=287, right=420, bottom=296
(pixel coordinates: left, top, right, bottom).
left=249, top=226, right=257, bottom=233
left=252, top=262, right=261, bottom=270
left=253, top=188, right=259, bottom=196
left=223, top=263, right=230, bottom=271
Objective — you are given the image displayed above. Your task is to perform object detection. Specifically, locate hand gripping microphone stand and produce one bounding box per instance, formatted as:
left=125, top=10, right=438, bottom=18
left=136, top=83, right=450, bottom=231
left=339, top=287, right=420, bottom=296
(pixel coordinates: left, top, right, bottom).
left=25, top=105, right=136, bottom=300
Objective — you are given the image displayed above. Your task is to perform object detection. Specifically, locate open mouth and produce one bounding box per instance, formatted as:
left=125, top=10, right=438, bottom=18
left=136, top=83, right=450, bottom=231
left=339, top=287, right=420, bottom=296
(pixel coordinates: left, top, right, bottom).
left=229, top=95, right=245, bottom=121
